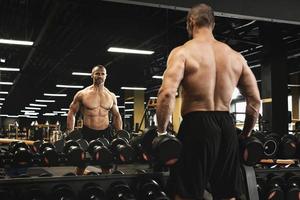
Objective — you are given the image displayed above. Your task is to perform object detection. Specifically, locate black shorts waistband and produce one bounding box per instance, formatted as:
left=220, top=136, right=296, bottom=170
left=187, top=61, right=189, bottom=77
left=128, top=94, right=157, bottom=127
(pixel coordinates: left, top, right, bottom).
left=182, top=111, right=230, bottom=119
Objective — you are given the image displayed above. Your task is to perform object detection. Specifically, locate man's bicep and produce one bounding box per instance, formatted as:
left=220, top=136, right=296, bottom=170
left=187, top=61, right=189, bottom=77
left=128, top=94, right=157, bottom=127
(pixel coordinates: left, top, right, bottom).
left=238, top=65, right=259, bottom=98
left=69, top=93, right=81, bottom=114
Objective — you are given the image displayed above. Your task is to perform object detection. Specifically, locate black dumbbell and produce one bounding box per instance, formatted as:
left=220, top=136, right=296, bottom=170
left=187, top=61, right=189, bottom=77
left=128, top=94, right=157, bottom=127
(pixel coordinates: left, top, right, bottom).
left=51, top=184, right=75, bottom=200
left=279, top=134, right=297, bottom=159
left=39, top=142, right=58, bottom=166
left=9, top=141, right=33, bottom=167
left=79, top=183, right=105, bottom=200
left=111, top=137, right=136, bottom=163
left=115, top=130, right=131, bottom=141
left=239, top=134, right=264, bottom=166
left=265, top=174, right=284, bottom=200
left=141, top=127, right=181, bottom=166
left=87, top=139, right=114, bottom=165
left=285, top=173, right=300, bottom=200
left=107, top=181, right=136, bottom=200
left=130, top=135, right=148, bottom=162
left=63, top=140, right=85, bottom=166
left=136, top=179, right=169, bottom=200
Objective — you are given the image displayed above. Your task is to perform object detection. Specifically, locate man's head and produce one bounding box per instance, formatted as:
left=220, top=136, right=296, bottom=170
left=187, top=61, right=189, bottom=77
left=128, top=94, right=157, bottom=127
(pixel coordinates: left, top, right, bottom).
left=186, top=4, right=215, bottom=37
left=91, top=65, right=107, bottom=86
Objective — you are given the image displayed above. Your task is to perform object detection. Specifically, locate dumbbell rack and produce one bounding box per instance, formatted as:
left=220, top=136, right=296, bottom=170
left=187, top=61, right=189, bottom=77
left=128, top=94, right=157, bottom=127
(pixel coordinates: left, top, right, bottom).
left=0, top=165, right=169, bottom=200
left=242, top=164, right=300, bottom=200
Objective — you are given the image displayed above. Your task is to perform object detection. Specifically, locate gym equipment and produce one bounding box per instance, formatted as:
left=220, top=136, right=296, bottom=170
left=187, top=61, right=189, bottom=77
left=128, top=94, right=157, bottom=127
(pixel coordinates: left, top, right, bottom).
left=279, top=134, right=297, bottom=159
left=79, top=183, right=105, bottom=200
left=285, top=173, right=300, bottom=200
left=111, top=137, right=136, bottom=164
left=51, top=184, right=76, bottom=200
left=136, top=179, right=169, bottom=200
left=115, top=130, right=131, bottom=141
left=141, top=127, right=181, bottom=166
left=254, top=132, right=279, bottom=158
left=9, top=141, right=33, bottom=167
left=265, top=174, right=284, bottom=200
left=39, top=142, right=58, bottom=166
left=239, top=134, right=264, bottom=166
left=63, top=140, right=85, bottom=166
left=87, top=139, right=114, bottom=166
left=106, top=181, right=136, bottom=200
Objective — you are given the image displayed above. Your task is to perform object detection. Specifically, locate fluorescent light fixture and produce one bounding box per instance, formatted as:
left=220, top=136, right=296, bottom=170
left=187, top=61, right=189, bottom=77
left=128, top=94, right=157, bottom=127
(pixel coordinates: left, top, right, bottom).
left=125, top=109, right=134, bottom=112
left=61, top=113, right=68, bottom=116
left=288, top=84, right=300, bottom=87
left=0, top=98, right=5, bottom=101
left=118, top=106, right=125, bottom=108
left=0, top=67, right=20, bottom=71
left=53, top=111, right=66, bottom=114
left=108, top=47, right=154, bottom=55
left=43, top=113, right=56, bottom=116
left=116, top=95, right=120, bottom=98
left=56, top=84, right=84, bottom=89
left=26, top=115, right=38, bottom=119
left=35, top=99, right=55, bottom=103
left=150, top=97, right=157, bottom=99
left=18, top=115, right=27, bottom=117
left=152, top=75, right=163, bottom=79
left=61, top=108, right=69, bottom=111
left=7, top=115, right=18, bottom=118
left=0, top=103, right=3, bottom=105
left=0, top=114, right=8, bottom=117
left=0, top=58, right=5, bottom=63
left=72, top=72, right=91, bottom=76
left=44, top=93, right=67, bottom=97
left=21, top=110, right=35, bottom=113
left=25, top=107, right=41, bottom=110
left=249, top=64, right=261, bottom=69
left=29, top=103, right=47, bottom=107
left=24, top=112, right=39, bottom=115
left=0, top=91, right=8, bottom=94
left=121, top=87, right=147, bottom=90
left=125, top=102, right=134, bottom=104
left=0, top=38, right=33, bottom=46
left=0, top=81, right=13, bottom=85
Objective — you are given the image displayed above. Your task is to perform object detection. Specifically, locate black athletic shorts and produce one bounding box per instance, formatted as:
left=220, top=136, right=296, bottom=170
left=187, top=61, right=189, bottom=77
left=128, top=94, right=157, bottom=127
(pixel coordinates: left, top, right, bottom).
left=166, top=111, right=243, bottom=199
left=81, top=125, right=113, bottom=143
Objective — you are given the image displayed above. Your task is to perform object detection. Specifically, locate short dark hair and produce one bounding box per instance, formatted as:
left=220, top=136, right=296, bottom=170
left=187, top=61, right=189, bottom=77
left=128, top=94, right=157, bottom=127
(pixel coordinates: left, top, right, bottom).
left=187, top=4, right=215, bottom=29
left=92, top=65, right=106, bottom=73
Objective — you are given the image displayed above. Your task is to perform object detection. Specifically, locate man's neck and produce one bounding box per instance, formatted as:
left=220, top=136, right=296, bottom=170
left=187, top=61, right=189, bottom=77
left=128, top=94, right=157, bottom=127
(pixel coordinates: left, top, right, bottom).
left=92, top=84, right=104, bottom=92
left=192, top=27, right=214, bottom=41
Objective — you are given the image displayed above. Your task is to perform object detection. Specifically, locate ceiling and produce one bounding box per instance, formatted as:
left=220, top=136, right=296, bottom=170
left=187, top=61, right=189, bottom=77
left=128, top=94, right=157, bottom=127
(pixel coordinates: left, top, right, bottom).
left=0, top=0, right=299, bottom=124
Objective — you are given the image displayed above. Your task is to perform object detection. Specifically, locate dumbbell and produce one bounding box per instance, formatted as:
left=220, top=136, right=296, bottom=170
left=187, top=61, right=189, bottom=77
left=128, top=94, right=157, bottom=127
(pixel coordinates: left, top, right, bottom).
left=136, top=179, right=169, bottom=200
left=239, top=133, right=264, bottom=166
left=107, top=181, right=136, bottom=200
left=111, top=135, right=136, bottom=163
left=141, top=126, right=181, bottom=166
left=8, top=141, right=33, bottom=167
left=87, top=139, right=114, bottom=165
left=279, top=134, right=297, bottom=159
left=63, top=140, right=85, bottom=166
left=51, top=184, right=76, bottom=200
left=115, top=130, right=131, bottom=141
left=285, top=173, right=300, bottom=200
left=130, top=135, right=147, bottom=162
left=265, top=174, right=284, bottom=200
left=39, top=142, right=58, bottom=166
left=79, top=183, right=105, bottom=200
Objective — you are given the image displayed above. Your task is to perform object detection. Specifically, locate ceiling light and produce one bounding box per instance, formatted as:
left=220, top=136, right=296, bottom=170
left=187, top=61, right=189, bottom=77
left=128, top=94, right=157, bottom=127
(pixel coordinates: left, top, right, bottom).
left=116, top=95, right=120, bottom=98
left=150, top=97, right=157, bottom=99
left=121, top=87, right=147, bottom=90
left=61, top=108, right=69, bottom=111
left=0, top=98, right=5, bottom=101
left=56, top=84, right=84, bottom=89
left=35, top=99, right=55, bottom=103
left=60, top=113, right=68, bottom=116
left=0, top=103, right=3, bottom=105
left=25, top=107, right=41, bottom=110
left=0, top=91, right=8, bottom=94
left=21, top=110, right=35, bottom=113
left=0, top=38, right=33, bottom=46
left=0, top=58, right=5, bottom=63
left=152, top=75, right=163, bottom=79
left=44, top=93, right=67, bottom=97
left=26, top=115, right=38, bottom=119
left=43, top=113, right=56, bottom=116
left=125, top=102, right=134, bottom=104
left=288, top=84, right=300, bottom=87
left=7, top=115, right=18, bottom=118
left=125, top=109, right=134, bottom=112
left=249, top=64, right=261, bottom=69
left=53, top=111, right=66, bottom=114
left=108, top=47, right=154, bottom=55
left=0, top=81, right=13, bottom=85
left=24, top=112, right=39, bottom=115
left=0, top=67, right=20, bottom=71
left=29, top=103, right=47, bottom=107
left=118, top=106, right=125, bottom=109
left=0, top=114, right=8, bottom=117
left=72, top=72, right=91, bottom=76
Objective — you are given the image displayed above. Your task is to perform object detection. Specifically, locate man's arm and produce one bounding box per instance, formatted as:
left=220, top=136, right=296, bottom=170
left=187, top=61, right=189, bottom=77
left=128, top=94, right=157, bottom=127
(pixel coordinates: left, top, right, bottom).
left=110, top=93, right=123, bottom=131
left=67, top=91, right=81, bottom=133
left=237, top=56, right=261, bottom=137
left=157, top=47, right=185, bottom=134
